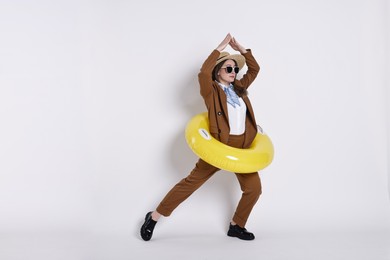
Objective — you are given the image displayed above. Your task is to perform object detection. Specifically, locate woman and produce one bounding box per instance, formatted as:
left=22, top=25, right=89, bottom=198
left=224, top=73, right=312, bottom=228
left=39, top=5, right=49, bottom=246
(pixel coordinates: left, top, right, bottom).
left=140, top=33, right=261, bottom=241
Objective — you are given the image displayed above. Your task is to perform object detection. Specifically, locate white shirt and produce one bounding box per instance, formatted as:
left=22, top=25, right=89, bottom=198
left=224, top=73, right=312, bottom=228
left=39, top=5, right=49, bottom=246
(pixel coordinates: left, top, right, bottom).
left=217, top=82, right=247, bottom=135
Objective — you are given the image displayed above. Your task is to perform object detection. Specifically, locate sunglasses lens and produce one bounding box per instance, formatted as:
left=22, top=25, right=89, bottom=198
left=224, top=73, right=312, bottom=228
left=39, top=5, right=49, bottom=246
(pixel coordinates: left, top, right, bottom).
left=225, top=66, right=239, bottom=73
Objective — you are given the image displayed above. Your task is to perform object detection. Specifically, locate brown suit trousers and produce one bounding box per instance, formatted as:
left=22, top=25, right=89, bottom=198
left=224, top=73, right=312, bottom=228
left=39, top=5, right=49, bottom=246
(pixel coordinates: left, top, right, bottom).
left=156, top=133, right=262, bottom=228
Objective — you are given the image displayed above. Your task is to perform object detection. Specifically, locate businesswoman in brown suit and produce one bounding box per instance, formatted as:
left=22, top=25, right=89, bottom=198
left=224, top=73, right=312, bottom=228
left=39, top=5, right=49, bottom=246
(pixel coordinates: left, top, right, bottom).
left=141, top=33, right=261, bottom=241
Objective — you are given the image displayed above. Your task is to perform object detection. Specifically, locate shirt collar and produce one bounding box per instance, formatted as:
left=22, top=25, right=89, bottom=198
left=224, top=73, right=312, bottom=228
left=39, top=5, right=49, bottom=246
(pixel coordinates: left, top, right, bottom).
left=216, top=81, right=233, bottom=90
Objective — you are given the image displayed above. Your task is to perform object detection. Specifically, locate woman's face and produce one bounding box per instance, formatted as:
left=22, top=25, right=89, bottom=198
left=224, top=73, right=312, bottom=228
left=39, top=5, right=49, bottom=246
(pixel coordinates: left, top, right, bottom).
left=218, top=59, right=238, bottom=85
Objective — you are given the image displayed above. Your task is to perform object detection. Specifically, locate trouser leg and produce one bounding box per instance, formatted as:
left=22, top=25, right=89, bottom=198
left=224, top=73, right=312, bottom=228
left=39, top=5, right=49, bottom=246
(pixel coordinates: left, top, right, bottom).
left=226, top=133, right=262, bottom=228
left=156, top=159, right=219, bottom=217
left=232, top=172, right=262, bottom=228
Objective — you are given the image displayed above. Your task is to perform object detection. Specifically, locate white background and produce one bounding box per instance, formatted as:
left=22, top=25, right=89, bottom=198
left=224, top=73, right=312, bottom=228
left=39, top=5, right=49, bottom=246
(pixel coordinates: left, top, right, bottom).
left=1, top=0, right=389, bottom=259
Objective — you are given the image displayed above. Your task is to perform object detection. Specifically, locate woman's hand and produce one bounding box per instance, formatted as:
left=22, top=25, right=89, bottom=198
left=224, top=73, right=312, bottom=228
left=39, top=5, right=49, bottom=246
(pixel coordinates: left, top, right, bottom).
left=216, top=33, right=232, bottom=52
left=229, top=37, right=247, bottom=54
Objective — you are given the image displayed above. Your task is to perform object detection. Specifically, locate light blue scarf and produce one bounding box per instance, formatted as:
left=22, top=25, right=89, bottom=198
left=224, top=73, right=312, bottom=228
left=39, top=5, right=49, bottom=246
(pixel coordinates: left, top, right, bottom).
left=221, top=83, right=241, bottom=108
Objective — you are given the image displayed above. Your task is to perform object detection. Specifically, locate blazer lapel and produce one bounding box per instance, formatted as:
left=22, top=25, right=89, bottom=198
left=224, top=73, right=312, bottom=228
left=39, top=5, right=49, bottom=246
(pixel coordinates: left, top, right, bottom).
left=216, top=84, right=229, bottom=119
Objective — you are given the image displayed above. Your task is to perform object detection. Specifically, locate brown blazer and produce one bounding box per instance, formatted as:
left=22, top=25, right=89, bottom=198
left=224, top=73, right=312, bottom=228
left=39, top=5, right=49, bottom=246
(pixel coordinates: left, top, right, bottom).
left=198, top=49, right=260, bottom=148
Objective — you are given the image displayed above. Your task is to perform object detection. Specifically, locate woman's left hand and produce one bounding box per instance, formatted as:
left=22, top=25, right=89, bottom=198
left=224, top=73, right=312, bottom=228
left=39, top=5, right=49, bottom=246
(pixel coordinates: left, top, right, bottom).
left=230, top=37, right=247, bottom=54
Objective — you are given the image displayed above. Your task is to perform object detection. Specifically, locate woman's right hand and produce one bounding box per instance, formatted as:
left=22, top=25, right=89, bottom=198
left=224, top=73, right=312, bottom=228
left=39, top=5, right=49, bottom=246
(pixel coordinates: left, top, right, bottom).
left=216, top=33, right=232, bottom=52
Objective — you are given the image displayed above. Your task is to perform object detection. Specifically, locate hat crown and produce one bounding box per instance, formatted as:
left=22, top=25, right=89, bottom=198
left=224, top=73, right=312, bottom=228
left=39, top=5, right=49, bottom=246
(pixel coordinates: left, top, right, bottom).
left=216, top=51, right=246, bottom=70
left=219, top=51, right=230, bottom=57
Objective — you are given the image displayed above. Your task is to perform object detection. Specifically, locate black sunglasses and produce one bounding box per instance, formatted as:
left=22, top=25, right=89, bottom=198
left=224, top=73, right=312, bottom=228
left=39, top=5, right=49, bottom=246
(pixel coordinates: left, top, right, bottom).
left=222, top=66, right=239, bottom=74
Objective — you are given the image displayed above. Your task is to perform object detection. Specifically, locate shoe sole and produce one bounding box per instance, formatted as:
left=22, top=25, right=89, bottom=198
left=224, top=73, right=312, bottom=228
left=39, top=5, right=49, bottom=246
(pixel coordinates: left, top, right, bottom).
left=227, top=231, right=255, bottom=241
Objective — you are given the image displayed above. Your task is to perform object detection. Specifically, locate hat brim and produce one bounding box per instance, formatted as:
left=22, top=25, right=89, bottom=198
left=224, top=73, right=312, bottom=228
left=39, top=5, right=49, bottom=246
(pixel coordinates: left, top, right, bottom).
left=216, top=52, right=246, bottom=70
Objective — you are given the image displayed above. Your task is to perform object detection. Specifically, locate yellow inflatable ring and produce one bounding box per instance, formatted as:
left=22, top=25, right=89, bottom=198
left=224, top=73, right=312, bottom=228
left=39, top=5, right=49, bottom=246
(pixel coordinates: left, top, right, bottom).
left=185, top=112, right=274, bottom=174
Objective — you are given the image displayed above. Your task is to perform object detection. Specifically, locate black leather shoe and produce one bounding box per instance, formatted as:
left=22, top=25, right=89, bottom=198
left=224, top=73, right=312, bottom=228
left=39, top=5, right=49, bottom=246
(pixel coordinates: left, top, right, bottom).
left=227, top=224, right=255, bottom=240
left=140, top=211, right=157, bottom=241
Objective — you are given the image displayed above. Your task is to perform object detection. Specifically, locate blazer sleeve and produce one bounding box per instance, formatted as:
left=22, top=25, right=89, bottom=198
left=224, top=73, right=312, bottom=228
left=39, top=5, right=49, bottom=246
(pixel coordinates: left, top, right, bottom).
left=236, top=49, right=260, bottom=89
left=198, top=49, right=220, bottom=99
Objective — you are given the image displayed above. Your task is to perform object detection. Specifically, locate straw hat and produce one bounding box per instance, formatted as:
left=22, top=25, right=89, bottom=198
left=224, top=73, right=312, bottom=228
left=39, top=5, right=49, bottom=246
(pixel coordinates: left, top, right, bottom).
left=216, top=51, right=246, bottom=70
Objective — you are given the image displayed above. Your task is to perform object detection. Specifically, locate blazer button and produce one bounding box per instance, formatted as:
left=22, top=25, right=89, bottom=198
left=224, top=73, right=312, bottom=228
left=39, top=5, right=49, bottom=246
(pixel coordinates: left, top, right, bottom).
left=217, top=111, right=222, bottom=116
